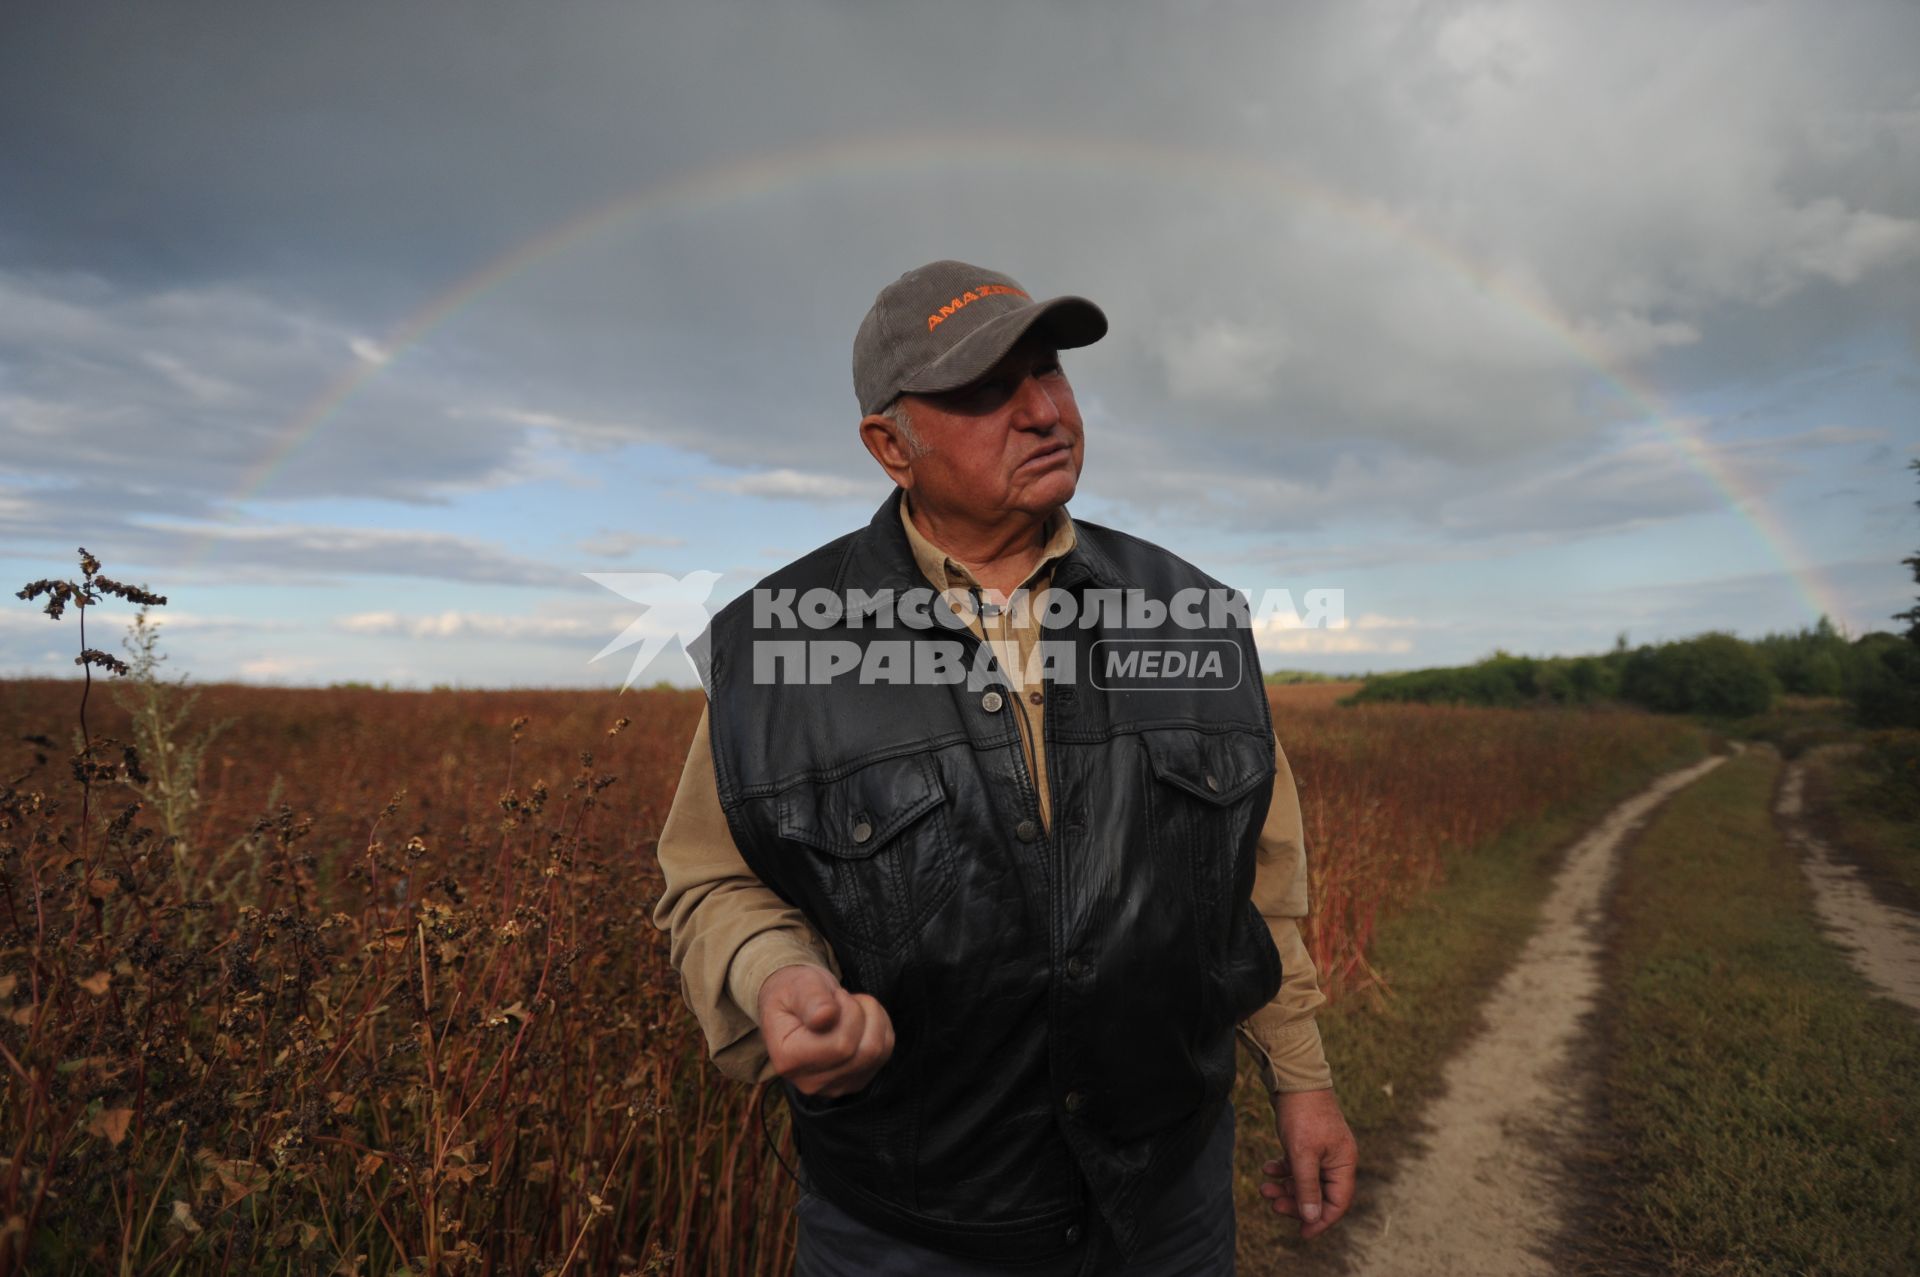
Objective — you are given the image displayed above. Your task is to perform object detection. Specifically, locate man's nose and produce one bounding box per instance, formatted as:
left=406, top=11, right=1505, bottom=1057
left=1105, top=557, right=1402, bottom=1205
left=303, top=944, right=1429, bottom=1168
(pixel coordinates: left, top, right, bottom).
left=1007, top=373, right=1062, bottom=430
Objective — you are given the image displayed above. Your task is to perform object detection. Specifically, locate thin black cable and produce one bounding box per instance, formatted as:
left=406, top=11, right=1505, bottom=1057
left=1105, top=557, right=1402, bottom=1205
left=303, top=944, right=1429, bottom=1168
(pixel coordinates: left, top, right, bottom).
left=756, top=1078, right=803, bottom=1188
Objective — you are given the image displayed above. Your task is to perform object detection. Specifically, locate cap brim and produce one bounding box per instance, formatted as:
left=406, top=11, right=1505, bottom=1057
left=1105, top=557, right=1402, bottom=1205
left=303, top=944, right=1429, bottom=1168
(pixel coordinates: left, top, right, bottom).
left=898, top=295, right=1107, bottom=398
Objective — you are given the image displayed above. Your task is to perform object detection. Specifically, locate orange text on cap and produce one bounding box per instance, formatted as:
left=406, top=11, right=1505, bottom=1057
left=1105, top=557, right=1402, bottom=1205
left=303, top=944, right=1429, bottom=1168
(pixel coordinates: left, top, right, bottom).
left=926, top=284, right=1030, bottom=332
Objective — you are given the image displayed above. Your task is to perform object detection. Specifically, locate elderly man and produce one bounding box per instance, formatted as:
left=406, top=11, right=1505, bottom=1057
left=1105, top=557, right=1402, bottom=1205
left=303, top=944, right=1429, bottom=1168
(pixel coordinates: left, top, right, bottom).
left=655, top=260, right=1356, bottom=1274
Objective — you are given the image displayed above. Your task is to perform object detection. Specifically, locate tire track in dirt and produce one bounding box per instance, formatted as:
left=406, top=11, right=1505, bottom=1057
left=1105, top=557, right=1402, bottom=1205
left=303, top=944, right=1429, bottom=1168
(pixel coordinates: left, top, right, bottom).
left=1338, top=754, right=1727, bottom=1277
left=1776, top=760, right=1920, bottom=1015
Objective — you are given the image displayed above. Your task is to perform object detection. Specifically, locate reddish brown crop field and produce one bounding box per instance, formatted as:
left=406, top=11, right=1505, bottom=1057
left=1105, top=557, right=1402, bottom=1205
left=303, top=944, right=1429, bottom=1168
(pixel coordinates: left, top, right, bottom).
left=0, top=674, right=1698, bottom=1275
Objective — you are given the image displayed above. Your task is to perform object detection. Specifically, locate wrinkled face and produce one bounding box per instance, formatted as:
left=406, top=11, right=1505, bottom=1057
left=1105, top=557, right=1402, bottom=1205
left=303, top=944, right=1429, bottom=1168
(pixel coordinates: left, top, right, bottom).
left=895, top=335, right=1083, bottom=522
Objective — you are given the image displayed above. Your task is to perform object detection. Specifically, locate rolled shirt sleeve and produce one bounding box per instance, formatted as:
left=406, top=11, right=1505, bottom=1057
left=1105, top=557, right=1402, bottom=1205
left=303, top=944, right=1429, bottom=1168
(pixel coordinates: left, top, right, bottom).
left=1235, top=733, right=1336, bottom=1096
left=651, top=706, right=838, bottom=1084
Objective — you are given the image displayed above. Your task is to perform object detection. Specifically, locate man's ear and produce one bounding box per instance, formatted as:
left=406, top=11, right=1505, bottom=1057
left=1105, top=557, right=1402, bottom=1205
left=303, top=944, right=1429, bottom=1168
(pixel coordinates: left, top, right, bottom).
left=858, top=414, right=917, bottom=490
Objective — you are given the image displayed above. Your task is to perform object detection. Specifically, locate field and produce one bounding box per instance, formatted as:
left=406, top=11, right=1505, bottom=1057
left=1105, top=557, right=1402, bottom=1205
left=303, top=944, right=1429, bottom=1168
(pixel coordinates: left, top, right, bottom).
left=0, top=674, right=1707, bottom=1274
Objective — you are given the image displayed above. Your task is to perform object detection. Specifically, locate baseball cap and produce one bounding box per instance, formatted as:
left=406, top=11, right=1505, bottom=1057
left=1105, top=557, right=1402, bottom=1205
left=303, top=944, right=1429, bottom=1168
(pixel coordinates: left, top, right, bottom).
left=852, top=259, right=1108, bottom=417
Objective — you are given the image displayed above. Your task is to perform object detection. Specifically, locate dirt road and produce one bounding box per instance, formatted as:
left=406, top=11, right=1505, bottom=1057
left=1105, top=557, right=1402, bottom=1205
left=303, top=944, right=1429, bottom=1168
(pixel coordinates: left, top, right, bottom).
left=1776, top=759, right=1920, bottom=1015
left=1337, top=755, right=1726, bottom=1277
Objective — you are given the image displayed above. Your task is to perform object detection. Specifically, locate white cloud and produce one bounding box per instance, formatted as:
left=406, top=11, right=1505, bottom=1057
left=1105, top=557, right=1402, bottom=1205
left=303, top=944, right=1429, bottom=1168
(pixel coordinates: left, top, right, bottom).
left=0, top=606, right=292, bottom=636
left=334, top=610, right=604, bottom=640
left=128, top=520, right=576, bottom=587
left=469, top=405, right=664, bottom=449
left=1771, top=201, right=1920, bottom=297
left=238, top=655, right=313, bottom=679
left=1249, top=596, right=1425, bottom=655
left=702, top=469, right=881, bottom=502
left=578, top=529, right=685, bottom=558
left=1258, top=629, right=1416, bottom=657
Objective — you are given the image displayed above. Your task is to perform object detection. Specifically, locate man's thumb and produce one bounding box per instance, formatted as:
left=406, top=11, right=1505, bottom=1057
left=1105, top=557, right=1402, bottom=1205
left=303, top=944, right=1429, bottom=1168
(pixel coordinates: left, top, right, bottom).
left=801, top=991, right=839, bottom=1033
left=1290, top=1150, right=1323, bottom=1223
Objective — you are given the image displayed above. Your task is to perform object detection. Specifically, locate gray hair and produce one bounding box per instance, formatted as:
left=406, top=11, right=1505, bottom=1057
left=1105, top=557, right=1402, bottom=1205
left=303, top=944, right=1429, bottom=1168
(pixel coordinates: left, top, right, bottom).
left=880, top=395, right=931, bottom=458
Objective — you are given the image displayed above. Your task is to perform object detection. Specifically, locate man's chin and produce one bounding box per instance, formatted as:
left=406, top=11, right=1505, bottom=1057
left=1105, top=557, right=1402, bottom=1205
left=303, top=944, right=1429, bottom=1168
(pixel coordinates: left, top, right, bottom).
left=1016, top=470, right=1078, bottom=513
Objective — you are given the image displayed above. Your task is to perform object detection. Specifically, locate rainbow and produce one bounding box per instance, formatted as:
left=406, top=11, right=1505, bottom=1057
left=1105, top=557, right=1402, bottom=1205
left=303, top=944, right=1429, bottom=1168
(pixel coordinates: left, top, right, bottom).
left=203, top=132, right=1848, bottom=626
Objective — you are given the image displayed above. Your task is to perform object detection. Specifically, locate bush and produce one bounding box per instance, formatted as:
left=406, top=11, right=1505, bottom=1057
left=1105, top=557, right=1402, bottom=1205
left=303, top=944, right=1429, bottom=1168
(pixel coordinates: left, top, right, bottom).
left=1752, top=616, right=1852, bottom=697
left=1850, top=632, right=1920, bottom=729
left=1348, top=633, right=1780, bottom=717
left=1619, top=632, right=1775, bottom=718
left=1347, top=617, right=1909, bottom=727
left=1861, top=729, right=1920, bottom=822
left=1347, top=652, right=1618, bottom=708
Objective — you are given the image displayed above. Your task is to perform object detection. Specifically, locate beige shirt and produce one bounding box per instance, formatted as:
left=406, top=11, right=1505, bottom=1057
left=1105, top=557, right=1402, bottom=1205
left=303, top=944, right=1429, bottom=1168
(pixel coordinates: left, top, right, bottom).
left=651, top=495, right=1334, bottom=1099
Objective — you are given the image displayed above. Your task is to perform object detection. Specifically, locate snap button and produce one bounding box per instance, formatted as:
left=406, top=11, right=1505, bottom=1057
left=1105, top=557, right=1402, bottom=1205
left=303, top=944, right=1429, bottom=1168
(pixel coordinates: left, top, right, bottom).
left=981, top=690, right=1004, bottom=713
left=1063, top=1089, right=1085, bottom=1114
left=851, top=819, right=873, bottom=844
left=1204, top=773, right=1219, bottom=793
left=1065, top=956, right=1088, bottom=979
left=1027, top=689, right=1044, bottom=705
left=1064, top=1223, right=1083, bottom=1244
left=1016, top=819, right=1038, bottom=843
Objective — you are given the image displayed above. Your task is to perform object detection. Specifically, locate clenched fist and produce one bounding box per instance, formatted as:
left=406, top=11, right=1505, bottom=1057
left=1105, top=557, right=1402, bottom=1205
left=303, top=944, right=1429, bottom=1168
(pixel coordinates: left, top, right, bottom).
left=758, top=964, right=896, bottom=1098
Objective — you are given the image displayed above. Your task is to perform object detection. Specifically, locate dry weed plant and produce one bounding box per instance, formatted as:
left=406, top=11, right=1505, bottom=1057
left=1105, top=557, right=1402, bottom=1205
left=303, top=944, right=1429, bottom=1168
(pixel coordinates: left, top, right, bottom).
left=3, top=550, right=797, bottom=1276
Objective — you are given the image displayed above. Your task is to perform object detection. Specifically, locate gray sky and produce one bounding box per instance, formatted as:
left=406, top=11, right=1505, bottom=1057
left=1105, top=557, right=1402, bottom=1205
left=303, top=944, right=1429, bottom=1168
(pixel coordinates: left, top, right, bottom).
left=2, top=0, right=1916, bottom=684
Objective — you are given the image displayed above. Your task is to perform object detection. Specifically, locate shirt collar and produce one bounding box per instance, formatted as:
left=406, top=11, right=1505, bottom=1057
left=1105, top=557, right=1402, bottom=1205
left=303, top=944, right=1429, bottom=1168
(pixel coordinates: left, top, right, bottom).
left=898, top=492, right=1077, bottom=595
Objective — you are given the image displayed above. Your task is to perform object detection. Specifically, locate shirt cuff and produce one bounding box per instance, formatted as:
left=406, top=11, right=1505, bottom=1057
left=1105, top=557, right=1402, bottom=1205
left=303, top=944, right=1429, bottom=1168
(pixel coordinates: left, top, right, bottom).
left=1238, top=1013, right=1335, bottom=1095
left=725, top=929, right=836, bottom=1027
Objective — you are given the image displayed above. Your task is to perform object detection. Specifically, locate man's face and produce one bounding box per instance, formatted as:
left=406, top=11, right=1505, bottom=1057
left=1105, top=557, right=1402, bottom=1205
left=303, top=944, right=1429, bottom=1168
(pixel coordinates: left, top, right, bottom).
left=896, top=337, right=1083, bottom=522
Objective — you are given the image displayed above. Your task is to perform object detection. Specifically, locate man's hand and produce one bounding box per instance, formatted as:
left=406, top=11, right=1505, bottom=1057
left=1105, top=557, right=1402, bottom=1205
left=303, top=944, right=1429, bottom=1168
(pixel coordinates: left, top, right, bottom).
left=757, top=963, right=896, bottom=1098
left=1259, top=1087, right=1357, bottom=1240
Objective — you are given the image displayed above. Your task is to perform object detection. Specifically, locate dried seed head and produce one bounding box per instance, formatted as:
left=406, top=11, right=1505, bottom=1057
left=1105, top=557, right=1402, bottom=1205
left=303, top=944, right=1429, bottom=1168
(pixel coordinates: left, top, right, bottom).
left=77, top=648, right=131, bottom=675
left=93, top=576, right=167, bottom=607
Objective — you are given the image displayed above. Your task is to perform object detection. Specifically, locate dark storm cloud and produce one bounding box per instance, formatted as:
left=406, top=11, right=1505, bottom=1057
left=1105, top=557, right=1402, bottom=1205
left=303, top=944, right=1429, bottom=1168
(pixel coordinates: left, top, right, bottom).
left=0, top=0, right=1169, bottom=288
left=3, top=0, right=1918, bottom=563
left=0, top=479, right=575, bottom=588
left=1209, top=423, right=1881, bottom=569
left=0, top=271, right=533, bottom=506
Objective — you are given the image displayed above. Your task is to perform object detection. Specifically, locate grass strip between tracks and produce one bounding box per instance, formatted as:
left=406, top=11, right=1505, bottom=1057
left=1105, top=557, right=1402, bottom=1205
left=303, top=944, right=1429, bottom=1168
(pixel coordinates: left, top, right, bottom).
left=1588, top=746, right=1920, bottom=1275
left=1801, top=741, right=1920, bottom=907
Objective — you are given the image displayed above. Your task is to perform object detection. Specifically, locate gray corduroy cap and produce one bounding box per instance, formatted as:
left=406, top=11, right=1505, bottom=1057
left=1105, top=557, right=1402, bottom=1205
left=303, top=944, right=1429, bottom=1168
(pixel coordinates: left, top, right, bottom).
left=852, top=260, right=1107, bottom=417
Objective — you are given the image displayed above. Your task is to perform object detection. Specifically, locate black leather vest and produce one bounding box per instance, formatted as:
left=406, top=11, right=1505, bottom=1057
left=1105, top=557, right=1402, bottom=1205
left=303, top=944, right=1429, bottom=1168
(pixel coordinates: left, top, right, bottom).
left=700, top=489, right=1281, bottom=1262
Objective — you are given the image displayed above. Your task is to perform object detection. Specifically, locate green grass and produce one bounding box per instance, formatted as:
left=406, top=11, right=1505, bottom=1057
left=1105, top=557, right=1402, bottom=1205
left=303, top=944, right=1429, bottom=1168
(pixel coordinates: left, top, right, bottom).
left=1591, top=747, right=1920, bottom=1275
left=1233, top=726, right=1709, bottom=1272
left=1725, top=694, right=1858, bottom=759
left=1802, top=740, right=1920, bottom=906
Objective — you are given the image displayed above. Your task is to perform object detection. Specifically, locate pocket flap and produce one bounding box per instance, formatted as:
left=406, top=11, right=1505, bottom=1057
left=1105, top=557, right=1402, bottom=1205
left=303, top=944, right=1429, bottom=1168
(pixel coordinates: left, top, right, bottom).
left=777, top=754, right=947, bottom=859
left=1143, top=728, right=1274, bottom=806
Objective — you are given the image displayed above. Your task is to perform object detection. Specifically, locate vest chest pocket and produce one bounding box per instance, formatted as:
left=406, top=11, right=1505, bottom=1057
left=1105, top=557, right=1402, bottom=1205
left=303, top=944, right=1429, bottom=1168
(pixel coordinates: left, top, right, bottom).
left=1142, top=728, right=1276, bottom=912
left=776, top=753, right=957, bottom=961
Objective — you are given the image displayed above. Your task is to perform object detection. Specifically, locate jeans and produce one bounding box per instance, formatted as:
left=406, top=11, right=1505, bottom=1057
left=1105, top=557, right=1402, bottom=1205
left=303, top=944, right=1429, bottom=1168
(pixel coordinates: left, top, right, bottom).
left=791, top=1097, right=1237, bottom=1276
